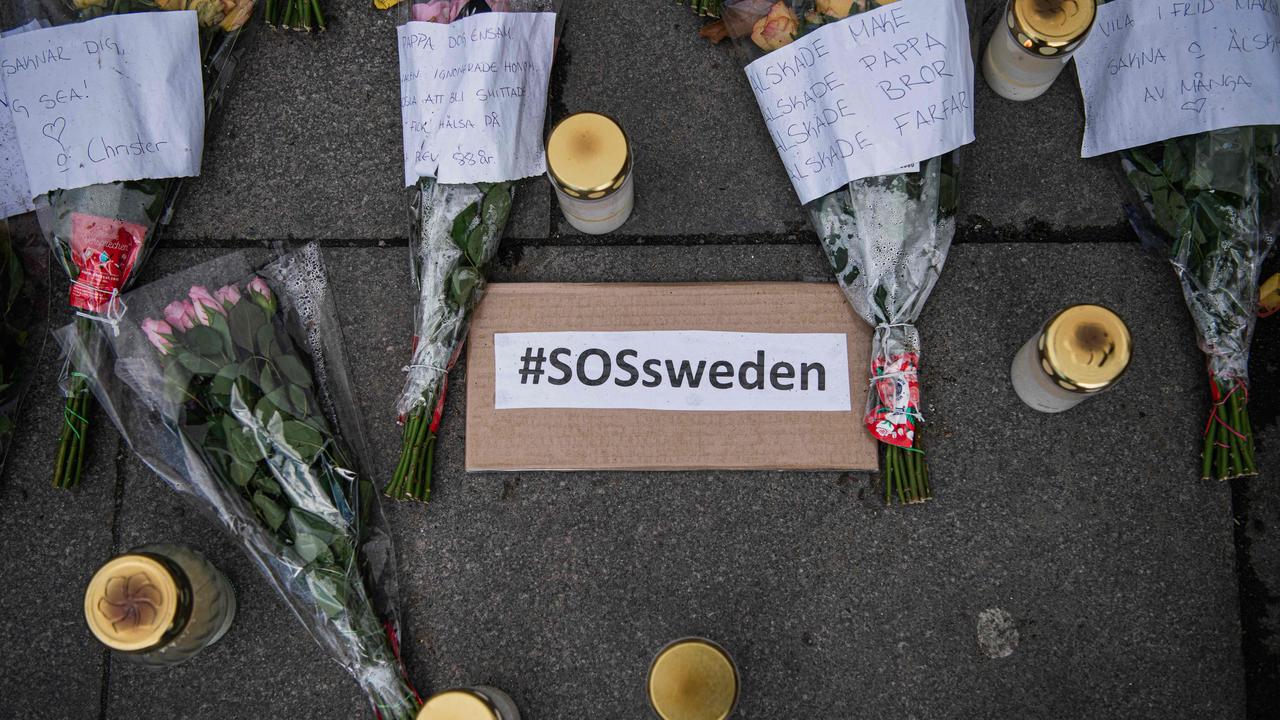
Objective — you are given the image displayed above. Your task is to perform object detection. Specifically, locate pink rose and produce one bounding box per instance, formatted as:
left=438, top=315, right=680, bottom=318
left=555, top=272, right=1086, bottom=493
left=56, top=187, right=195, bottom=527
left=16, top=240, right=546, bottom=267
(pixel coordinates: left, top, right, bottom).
left=215, top=284, right=242, bottom=308
left=141, top=318, right=175, bottom=355
left=487, top=0, right=512, bottom=10
left=247, top=276, right=278, bottom=315
left=163, top=300, right=197, bottom=331
left=411, top=0, right=468, bottom=23
left=189, top=286, right=226, bottom=325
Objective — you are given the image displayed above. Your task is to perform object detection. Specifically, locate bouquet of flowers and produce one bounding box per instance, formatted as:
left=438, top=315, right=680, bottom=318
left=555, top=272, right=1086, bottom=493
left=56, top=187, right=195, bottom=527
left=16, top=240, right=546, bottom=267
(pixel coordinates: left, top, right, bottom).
left=1121, top=126, right=1279, bottom=480
left=0, top=219, right=48, bottom=472
left=56, top=245, right=419, bottom=719
left=0, top=0, right=256, bottom=489
left=386, top=0, right=562, bottom=503
left=693, top=0, right=971, bottom=504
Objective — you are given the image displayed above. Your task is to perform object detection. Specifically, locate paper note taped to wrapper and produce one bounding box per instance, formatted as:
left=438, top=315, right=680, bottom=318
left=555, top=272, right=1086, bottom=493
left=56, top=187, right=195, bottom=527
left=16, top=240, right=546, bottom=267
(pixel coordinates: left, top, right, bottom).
left=0, top=12, right=205, bottom=196
left=398, top=12, right=555, bottom=186
left=745, top=0, right=974, bottom=204
left=494, top=330, right=852, bottom=412
left=0, top=21, right=40, bottom=219
left=1075, top=0, right=1280, bottom=158
left=466, top=283, right=878, bottom=472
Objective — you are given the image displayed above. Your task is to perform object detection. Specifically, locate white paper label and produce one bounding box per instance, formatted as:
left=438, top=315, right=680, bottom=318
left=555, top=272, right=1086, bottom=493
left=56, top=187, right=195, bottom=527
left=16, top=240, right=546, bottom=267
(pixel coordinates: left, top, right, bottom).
left=0, top=12, right=204, bottom=197
left=1075, top=0, right=1280, bottom=158
left=745, top=0, right=974, bottom=205
left=398, top=12, right=555, bottom=186
left=0, top=21, right=40, bottom=219
left=493, top=331, right=852, bottom=412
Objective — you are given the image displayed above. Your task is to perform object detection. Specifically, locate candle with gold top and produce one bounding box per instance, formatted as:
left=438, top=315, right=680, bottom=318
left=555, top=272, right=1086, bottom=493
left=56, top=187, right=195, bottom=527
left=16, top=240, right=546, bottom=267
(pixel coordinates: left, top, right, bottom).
left=983, top=0, right=1097, bottom=101
left=416, top=687, right=522, bottom=720
left=1010, top=304, right=1132, bottom=413
left=546, top=111, right=635, bottom=235
left=84, top=544, right=236, bottom=666
left=647, top=638, right=739, bottom=720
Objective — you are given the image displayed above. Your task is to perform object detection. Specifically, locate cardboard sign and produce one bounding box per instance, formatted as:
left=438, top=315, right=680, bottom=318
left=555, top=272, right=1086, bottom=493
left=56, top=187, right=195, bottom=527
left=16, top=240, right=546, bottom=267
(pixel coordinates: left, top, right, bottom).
left=466, top=283, right=877, bottom=472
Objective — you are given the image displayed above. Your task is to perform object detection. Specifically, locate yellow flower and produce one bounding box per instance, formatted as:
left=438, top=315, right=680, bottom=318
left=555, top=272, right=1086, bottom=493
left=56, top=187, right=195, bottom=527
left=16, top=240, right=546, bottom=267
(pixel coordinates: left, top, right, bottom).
left=816, top=0, right=856, bottom=18
left=187, top=0, right=227, bottom=27
left=219, top=0, right=253, bottom=31
left=1261, top=273, right=1280, bottom=318
left=153, top=0, right=188, bottom=9
left=375, top=0, right=403, bottom=8
left=751, top=1, right=799, bottom=52
left=73, top=0, right=109, bottom=8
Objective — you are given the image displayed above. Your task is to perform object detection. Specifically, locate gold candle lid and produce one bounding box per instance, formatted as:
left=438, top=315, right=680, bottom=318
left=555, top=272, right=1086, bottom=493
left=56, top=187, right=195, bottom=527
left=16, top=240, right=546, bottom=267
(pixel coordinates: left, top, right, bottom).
left=1039, top=304, right=1131, bottom=393
left=84, top=554, right=187, bottom=653
left=546, top=111, right=632, bottom=200
left=416, top=690, right=500, bottom=720
left=648, top=638, right=739, bottom=720
left=1008, top=0, right=1097, bottom=56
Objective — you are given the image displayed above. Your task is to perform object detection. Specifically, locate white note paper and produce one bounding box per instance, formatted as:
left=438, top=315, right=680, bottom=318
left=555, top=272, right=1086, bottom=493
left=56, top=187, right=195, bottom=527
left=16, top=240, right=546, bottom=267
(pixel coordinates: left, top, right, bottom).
left=0, top=12, right=204, bottom=196
left=398, top=12, right=555, bottom=186
left=1075, top=0, right=1280, bottom=158
left=0, top=21, right=40, bottom=218
left=745, top=0, right=974, bottom=205
left=493, top=331, right=852, bottom=412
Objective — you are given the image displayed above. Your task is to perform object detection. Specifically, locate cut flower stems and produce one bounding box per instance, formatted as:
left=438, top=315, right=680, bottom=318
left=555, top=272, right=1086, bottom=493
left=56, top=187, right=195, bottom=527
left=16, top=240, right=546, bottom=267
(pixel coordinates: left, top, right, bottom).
left=265, top=0, right=327, bottom=32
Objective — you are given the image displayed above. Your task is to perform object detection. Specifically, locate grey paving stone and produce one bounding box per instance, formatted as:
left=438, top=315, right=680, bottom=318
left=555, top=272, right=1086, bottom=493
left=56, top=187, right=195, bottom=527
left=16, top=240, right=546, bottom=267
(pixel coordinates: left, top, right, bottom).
left=104, top=454, right=367, bottom=720
left=0, top=304, right=118, bottom=720
left=165, top=7, right=548, bottom=243
left=359, top=243, right=1241, bottom=718
left=5, top=238, right=1248, bottom=718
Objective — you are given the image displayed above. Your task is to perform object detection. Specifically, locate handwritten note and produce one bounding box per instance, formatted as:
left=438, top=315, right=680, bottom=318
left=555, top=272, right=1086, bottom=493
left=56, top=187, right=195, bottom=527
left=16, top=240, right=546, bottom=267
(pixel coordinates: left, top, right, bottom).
left=745, top=0, right=974, bottom=204
left=0, top=21, right=40, bottom=218
left=1075, top=0, right=1280, bottom=158
left=398, top=12, right=555, bottom=186
left=0, top=12, right=204, bottom=196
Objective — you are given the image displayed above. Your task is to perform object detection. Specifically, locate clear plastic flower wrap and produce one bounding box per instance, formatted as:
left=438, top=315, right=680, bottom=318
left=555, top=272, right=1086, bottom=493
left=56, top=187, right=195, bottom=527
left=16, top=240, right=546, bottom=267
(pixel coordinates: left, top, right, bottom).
left=388, top=0, right=564, bottom=503
left=1120, top=126, right=1279, bottom=480
left=1, top=0, right=256, bottom=489
left=0, top=218, right=50, bottom=472
left=55, top=244, right=419, bottom=719
left=701, top=0, right=973, bottom=503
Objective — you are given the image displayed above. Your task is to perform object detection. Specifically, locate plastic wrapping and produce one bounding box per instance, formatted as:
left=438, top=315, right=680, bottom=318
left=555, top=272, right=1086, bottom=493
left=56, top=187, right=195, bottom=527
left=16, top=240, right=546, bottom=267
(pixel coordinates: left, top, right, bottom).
left=56, top=244, right=418, bottom=719
left=0, top=218, right=50, bottom=471
left=387, top=0, right=563, bottom=502
left=711, top=0, right=972, bottom=503
left=1120, top=126, right=1279, bottom=479
left=2, top=0, right=257, bottom=488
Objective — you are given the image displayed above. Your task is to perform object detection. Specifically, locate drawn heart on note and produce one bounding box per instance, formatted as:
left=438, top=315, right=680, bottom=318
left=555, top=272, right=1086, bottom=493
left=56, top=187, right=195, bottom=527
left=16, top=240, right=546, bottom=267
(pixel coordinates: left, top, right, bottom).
left=42, top=117, right=66, bottom=145
left=1181, top=98, right=1207, bottom=114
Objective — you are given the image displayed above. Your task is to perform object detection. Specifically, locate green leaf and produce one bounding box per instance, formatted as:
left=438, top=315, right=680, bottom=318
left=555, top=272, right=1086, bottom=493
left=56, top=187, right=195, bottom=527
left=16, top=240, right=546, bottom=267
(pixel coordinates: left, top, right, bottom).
left=210, top=363, right=239, bottom=398
left=177, top=352, right=220, bottom=376
left=294, top=531, right=334, bottom=565
left=450, top=202, right=479, bottom=249
left=229, top=458, right=256, bottom=487
left=255, top=323, right=277, bottom=356
left=306, top=570, right=346, bottom=619
left=162, top=361, right=193, bottom=407
left=288, top=385, right=310, bottom=416
left=465, top=225, right=487, bottom=267
left=224, top=415, right=267, bottom=463
left=183, top=326, right=225, bottom=358
left=259, top=364, right=279, bottom=394
left=481, top=183, right=512, bottom=230
left=227, top=301, right=267, bottom=353
left=275, top=355, right=313, bottom=387
left=282, top=420, right=325, bottom=462
left=251, top=471, right=283, bottom=497
left=448, top=266, right=480, bottom=308
left=252, top=491, right=286, bottom=531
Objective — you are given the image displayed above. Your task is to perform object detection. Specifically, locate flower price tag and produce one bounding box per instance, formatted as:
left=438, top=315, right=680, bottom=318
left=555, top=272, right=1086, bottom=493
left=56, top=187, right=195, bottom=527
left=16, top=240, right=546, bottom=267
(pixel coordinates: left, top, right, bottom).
left=398, top=12, right=556, bottom=186
left=744, top=0, right=974, bottom=205
left=0, top=21, right=39, bottom=219
left=1075, top=0, right=1280, bottom=158
left=0, top=12, right=205, bottom=197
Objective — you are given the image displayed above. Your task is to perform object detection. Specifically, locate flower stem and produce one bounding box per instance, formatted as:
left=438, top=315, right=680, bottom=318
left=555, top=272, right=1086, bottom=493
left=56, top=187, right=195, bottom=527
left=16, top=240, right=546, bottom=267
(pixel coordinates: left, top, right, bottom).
left=882, top=430, right=930, bottom=505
